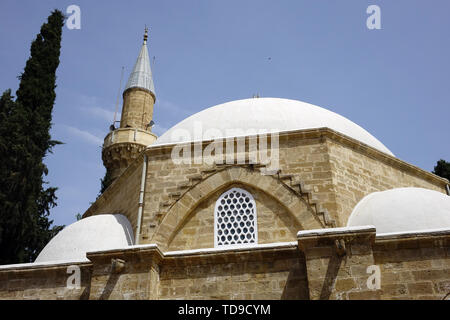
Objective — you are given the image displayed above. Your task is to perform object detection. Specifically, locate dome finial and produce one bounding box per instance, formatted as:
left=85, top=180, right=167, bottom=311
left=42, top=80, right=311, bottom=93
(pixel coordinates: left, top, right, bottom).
left=143, top=26, right=148, bottom=44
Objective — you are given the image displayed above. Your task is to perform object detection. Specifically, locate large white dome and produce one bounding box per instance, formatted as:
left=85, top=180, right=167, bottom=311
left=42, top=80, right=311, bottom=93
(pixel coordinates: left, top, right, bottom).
left=35, top=214, right=134, bottom=263
left=154, top=98, right=393, bottom=156
left=347, top=188, right=450, bottom=234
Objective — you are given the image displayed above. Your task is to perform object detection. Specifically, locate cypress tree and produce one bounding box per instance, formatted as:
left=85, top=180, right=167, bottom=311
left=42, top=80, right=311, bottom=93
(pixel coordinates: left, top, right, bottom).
left=0, top=10, right=64, bottom=264
left=433, top=159, right=450, bottom=181
left=99, top=169, right=113, bottom=196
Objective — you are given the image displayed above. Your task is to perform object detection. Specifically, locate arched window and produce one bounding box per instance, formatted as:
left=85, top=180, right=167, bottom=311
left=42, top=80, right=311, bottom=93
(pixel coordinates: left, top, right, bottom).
left=214, top=188, right=258, bottom=247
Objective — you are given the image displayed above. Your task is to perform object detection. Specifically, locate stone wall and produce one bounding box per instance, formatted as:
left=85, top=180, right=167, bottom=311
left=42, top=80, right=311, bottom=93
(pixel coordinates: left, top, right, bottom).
left=168, top=183, right=302, bottom=251
left=140, top=130, right=446, bottom=250
left=140, top=133, right=334, bottom=249
left=85, top=129, right=447, bottom=250
left=0, top=229, right=448, bottom=300
left=159, top=244, right=308, bottom=300
left=298, top=227, right=450, bottom=300
left=0, top=244, right=308, bottom=300
left=0, top=262, right=91, bottom=300
left=277, top=134, right=338, bottom=224
left=83, top=128, right=448, bottom=284
left=120, top=87, right=155, bottom=131
left=298, top=226, right=381, bottom=300
left=373, top=231, right=450, bottom=300
left=326, top=137, right=447, bottom=226
left=141, top=149, right=206, bottom=244
left=278, top=134, right=338, bottom=224
left=84, top=155, right=143, bottom=235
left=86, top=246, right=161, bottom=300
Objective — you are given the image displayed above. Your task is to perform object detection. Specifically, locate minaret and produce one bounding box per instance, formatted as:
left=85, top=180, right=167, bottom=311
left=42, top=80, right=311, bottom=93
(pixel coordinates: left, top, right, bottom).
left=102, top=28, right=157, bottom=182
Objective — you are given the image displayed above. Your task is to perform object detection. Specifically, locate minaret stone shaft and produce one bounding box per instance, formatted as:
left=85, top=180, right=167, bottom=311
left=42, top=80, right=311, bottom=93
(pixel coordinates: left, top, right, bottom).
left=102, top=28, right=157, bottom=182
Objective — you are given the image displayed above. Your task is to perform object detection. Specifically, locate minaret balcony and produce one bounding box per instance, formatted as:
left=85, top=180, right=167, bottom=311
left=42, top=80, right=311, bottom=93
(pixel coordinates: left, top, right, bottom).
left=103, top=127, right=157, bottom=149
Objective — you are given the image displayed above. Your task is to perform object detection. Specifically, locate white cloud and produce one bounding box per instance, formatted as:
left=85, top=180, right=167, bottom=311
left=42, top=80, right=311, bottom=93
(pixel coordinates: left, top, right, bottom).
left=157, top=98, right=191, bottom=118
left=152, top=124, right=168, bottom=136
left=61, top=90, right=117, bottom=124
left=152, top=98, right=191, bottom=136
left=64, top=125, right=103, bottom=146
left=81, top=106, right=118, bottom=123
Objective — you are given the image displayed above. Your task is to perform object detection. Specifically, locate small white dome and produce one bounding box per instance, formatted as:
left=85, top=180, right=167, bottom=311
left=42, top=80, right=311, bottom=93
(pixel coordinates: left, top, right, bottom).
left=347, top=188, right=450, bottom=234
left=154, top=98, right=393, bottom=156
left=35, top=214, right=134, bottom=263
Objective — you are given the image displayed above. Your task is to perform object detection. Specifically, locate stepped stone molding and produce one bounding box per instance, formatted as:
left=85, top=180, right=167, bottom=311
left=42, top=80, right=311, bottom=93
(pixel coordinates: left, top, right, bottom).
left=151, top=164, right=335, bottom=250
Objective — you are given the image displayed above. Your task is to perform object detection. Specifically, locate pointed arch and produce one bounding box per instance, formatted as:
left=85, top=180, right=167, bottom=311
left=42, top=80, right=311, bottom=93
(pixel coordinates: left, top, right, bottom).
left=150, top=166, right=324, bottom=250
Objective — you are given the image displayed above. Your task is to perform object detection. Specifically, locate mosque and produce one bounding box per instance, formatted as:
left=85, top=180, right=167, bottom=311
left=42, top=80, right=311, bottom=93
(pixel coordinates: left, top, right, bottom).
left=0, top=30, right=449, bottom=300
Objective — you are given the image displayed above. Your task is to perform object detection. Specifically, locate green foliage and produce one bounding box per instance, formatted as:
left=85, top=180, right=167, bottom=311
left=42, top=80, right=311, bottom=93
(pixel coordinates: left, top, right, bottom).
left=0, top=10, right=65, bottom=264
left=433, top=159, right=450, bottom=181
left=99, top=169, right=113, bottom=197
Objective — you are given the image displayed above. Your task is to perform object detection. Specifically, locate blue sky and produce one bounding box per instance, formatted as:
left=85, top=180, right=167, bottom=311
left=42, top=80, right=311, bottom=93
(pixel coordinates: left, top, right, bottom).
left=0, top=1, right=449, bottom=227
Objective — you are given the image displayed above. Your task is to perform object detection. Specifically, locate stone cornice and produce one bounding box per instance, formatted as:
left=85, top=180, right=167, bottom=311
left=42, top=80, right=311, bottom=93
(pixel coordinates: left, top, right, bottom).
left=145, top=127, right=449, bottom=188
left=86, top=244, right=164, bottom=265
left=85, top=242, right=300, bottom=267
left=0, top=260, right=91, bottom=273
left=103, top=128, right=157, bottom=149
left=374, top=228, right=450, bottom=250
left=297, top=226, right=377, bottom=252
left=163, top=242, right=299, bottom=266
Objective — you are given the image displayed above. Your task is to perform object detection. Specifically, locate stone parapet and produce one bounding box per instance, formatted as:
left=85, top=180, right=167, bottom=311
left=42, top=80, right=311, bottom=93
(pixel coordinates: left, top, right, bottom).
left=298, top=226, right=379, bottom=300
left=86, top=244, right=163, bottom=300
left=1, top=229, right=449, bottom=300
left=0, top=261, right=92, bottom=300
left=373, top=229, right=450, bottom=300
left=160, top=242, right=308, bottom=299
left=103, top=128, right=157, bottom=149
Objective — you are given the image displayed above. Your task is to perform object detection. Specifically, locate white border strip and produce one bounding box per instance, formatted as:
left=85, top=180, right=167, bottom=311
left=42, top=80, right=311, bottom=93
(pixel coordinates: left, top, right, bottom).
left=376, top=227, right=450, bottom=239
left=165, top=241, right=298, bottom=257
left=297, top=225, right=376, bottom=238
left=0, top=259, right=90, bottom=271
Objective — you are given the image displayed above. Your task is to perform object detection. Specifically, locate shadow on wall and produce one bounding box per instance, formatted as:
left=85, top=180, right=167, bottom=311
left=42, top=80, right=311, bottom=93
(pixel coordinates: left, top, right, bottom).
left=98, top=273, right=121, bottom=300
left=281, top=254, right=310, bottom=300
left=113, top=214, right=134, bottom=245
left=319, top=253, right=344, bottom=300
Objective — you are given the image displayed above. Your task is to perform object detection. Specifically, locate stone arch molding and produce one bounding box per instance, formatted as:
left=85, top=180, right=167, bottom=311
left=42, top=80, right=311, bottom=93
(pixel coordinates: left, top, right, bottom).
left=151, top=166, right=324, bottom=250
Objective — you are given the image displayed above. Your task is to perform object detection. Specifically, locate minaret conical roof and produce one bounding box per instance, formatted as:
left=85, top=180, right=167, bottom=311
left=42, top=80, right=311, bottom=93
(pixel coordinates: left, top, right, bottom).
left=124, top=28, right=155, bottom=98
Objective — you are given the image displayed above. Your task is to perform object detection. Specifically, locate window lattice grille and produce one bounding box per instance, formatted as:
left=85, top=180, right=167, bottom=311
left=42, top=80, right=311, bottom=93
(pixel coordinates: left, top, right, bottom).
left=214, top=188, right=257, bottom=247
